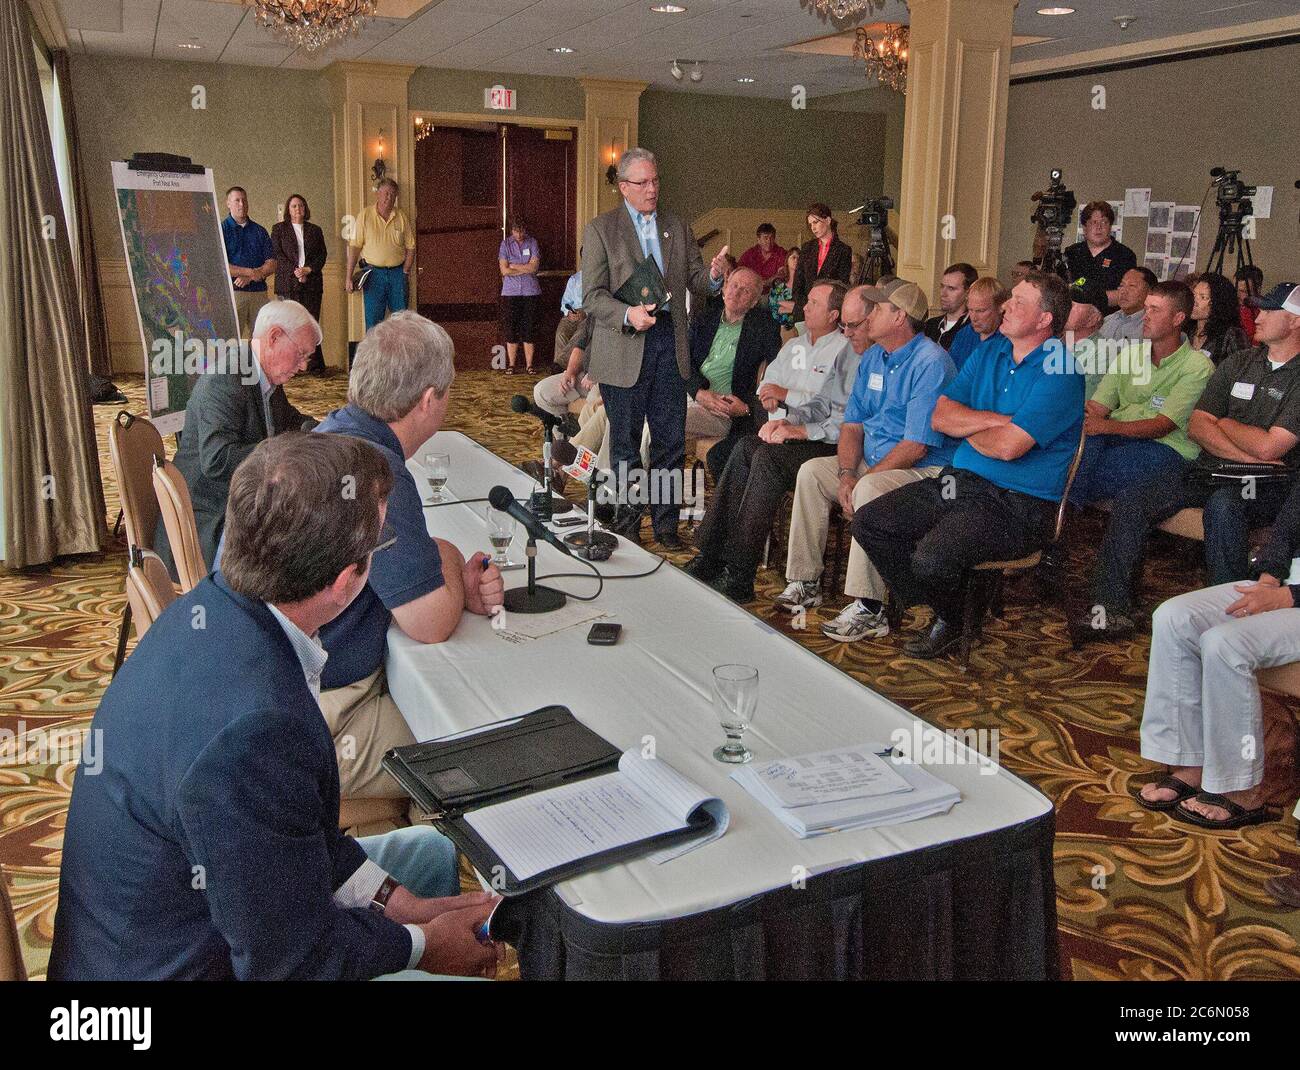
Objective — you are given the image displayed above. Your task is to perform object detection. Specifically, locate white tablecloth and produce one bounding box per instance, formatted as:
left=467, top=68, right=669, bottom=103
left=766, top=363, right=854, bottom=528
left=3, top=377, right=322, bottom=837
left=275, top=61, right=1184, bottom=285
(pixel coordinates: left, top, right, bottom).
left=385, top=430, right=1052, bottom=926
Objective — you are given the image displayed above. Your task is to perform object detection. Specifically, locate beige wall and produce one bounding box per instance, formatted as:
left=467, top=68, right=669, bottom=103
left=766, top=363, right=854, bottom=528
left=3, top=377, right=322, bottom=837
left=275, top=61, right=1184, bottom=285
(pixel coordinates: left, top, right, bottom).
left=68, top=54, right=337, bottom=372
left=1000, top=40, right=1300, bottom=285
left=408, top=67, right=583, bottom=119
left=639, top=89, right=890, bottom=231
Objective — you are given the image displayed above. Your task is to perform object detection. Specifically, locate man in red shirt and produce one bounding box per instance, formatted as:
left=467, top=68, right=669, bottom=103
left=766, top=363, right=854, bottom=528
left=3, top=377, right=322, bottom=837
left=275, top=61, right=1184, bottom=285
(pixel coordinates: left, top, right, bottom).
left=737, top=223, right=788, bottom=291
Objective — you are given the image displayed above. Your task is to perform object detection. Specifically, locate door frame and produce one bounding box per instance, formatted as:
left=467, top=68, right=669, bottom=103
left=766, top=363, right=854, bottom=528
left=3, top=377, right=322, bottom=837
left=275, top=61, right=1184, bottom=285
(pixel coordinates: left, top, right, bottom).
left=408, top=110, right=587, bottom=300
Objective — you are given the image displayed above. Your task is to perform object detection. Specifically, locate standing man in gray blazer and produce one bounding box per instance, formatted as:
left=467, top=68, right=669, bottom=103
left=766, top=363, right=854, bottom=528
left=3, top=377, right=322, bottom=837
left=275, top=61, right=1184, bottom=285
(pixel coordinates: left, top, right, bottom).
left=581, top=148, right=731, bottom=548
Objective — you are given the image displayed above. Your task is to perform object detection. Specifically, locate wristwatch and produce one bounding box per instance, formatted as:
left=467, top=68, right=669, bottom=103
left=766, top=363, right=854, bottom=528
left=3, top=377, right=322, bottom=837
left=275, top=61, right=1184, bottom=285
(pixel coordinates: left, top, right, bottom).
left=369, top=875, right=399, bottom=914
left=837, top=467, right=857, bottom=479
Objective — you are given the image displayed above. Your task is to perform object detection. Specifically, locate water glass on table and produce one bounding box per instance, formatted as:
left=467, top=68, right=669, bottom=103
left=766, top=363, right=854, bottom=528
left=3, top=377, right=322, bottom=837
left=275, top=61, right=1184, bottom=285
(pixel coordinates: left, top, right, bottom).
left=712, top=663, right=759, bottom=764
left=485, top=505, right=518, bottom=568
left=420, top=450, right=450, bottom=504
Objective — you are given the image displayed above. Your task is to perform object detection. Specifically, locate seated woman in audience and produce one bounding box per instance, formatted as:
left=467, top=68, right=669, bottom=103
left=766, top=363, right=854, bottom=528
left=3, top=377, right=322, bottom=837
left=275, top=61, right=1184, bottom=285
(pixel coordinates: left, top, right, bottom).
left=769, top=248, right=799, bottom=331
left=1135, top=476, right=1300, bottom=830
left=1188, top=272, right=1249, bottom=366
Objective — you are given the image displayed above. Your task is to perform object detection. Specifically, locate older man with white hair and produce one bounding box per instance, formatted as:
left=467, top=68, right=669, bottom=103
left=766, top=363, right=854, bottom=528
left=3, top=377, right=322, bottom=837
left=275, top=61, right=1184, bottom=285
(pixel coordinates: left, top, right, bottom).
left=155, top=298, right=319, bottom=577
left=316, top=311, right=505, bottom=801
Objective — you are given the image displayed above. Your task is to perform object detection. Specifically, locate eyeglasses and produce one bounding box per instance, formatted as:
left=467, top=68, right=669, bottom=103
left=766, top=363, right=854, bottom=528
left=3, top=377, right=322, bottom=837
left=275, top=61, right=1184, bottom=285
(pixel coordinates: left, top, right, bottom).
left=839, top=317, right=869, bottom=333
left=621, top=177, right=661, bottom=188
left=367, top=524, right=397, bottom=557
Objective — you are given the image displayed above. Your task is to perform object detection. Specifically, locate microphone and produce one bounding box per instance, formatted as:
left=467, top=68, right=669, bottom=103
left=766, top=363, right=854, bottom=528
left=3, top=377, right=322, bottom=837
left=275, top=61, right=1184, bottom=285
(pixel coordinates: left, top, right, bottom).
left=551, top=441, right=618, bottom=561
left=488, top=485, right=572, bottom=558
left=510, top=394, right=565, bottom=434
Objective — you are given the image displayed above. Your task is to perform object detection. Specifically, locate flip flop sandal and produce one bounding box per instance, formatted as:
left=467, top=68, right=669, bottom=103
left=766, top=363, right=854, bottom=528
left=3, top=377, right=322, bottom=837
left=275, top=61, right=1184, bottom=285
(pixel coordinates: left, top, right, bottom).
left=1174, top=791, right=1271, bottom=830
left=1132, top=774, right=1199, bottom=812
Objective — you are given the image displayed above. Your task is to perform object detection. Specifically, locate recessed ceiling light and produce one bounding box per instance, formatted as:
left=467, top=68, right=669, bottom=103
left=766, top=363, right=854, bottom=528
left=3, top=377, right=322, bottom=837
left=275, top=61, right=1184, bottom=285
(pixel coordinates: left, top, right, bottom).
left=651, top=4, right=687, bottom=13
left=178, top=42, right=202, bottom=50
left=549, top=46, right=575, bottom=53
left=736, top=76, right=755, bottom=83
left=1036, top=5, right=1075, bottom=13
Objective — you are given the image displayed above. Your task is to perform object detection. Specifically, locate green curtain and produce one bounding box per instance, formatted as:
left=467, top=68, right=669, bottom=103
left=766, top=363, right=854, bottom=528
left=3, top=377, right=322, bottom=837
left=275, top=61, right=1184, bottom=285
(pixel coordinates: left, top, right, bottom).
left=0, top=3, right=106, bottom=567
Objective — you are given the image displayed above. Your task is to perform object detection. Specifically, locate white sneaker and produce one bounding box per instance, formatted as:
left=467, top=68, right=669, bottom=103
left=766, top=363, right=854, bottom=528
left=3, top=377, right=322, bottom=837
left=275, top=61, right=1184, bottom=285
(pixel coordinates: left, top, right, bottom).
left=820, top=600, right=889, bottom=642
left=775, top=579, right=823, bottom=613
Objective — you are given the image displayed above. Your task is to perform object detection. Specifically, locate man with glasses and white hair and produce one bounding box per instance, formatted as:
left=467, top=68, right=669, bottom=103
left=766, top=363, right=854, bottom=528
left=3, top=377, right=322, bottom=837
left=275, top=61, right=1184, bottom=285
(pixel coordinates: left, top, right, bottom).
left=156, top=298, right=319, bottom=578
left=315, top=312, right=504, bottom=802
left=581, top=146, right=732, bottom=549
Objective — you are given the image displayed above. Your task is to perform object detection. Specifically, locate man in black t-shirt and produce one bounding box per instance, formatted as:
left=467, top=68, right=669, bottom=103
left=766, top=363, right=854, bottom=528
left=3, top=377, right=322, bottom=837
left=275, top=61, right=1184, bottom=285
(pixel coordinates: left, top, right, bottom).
left=1063, top=200, right=1138, bottom=315
left=1077, top=283, right=1300, bottom=642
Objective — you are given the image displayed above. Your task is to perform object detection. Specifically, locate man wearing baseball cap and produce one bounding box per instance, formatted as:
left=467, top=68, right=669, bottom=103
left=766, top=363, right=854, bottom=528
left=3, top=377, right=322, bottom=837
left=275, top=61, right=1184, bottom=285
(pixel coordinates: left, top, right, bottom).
left=1078, top=282, right=1300, bottom=643
left=854, top=272, right=1084, bottom=659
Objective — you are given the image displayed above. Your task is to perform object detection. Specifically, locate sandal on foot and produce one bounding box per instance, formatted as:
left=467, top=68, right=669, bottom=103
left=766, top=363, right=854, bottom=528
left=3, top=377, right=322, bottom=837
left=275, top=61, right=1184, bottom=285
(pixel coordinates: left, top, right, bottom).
left=1173, top=791, right=1271, bottom=830
left=1132, top=774, right=1199, bottom=812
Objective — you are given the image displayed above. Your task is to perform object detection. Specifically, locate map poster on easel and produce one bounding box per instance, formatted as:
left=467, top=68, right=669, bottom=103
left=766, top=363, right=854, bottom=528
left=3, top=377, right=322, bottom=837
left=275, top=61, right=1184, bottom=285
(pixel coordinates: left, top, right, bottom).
left=112, top=159, right=239, bottom=436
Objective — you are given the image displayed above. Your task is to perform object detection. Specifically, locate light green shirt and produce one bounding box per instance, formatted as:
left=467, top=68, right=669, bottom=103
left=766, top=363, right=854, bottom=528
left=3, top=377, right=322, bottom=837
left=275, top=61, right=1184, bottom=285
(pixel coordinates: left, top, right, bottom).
left=1091, top=340, right=1213, bottom=461
left=699, top=317, right=744, bottom=396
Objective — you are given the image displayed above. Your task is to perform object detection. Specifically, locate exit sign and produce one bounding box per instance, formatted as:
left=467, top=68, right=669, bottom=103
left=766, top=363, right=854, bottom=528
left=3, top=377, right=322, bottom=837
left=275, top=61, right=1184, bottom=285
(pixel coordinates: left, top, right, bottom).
left=484, top=85, right=516, bottom=111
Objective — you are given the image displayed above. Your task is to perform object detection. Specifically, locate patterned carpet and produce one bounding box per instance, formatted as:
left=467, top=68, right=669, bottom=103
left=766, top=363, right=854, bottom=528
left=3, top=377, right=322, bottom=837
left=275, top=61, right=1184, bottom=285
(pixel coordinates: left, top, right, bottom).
left=2, top=368, right=1298, bottom=980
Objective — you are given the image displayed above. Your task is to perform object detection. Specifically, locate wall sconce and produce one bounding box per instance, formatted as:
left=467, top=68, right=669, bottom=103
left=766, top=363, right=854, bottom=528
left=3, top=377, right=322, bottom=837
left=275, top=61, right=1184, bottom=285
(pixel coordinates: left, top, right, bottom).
left=605, top=139, right=621, bottom=187
left=371, top=128, right=388, bottom=188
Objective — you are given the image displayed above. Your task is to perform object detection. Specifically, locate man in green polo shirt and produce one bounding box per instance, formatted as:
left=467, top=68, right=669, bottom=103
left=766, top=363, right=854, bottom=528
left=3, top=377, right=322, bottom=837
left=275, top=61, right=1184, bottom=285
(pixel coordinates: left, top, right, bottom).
left=1069, top=280, right=1213, bottom=505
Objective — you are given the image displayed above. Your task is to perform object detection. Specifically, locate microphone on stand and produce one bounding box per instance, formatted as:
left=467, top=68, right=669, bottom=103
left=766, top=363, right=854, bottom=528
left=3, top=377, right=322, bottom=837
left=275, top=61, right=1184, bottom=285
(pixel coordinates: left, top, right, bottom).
left=509, top=394, right=574, bottom=516
left=487, top=485, right=570, bottom=614
left=551, top=440, right=619, bottom=561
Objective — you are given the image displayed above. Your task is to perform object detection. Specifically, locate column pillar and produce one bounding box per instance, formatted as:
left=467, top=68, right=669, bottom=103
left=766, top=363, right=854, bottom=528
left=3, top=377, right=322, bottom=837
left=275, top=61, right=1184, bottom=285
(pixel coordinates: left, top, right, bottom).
left=896, top=0, right=1016, bottom=302
left=579, top=78, right=648, bottom=231
left=323, top=61, right=417, bottom=356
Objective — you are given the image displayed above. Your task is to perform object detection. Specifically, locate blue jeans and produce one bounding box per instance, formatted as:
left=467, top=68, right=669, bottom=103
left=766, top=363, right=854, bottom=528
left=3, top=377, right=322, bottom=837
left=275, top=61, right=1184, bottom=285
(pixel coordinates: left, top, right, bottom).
left=1069, top=435, right=1188, bottom=506
left=358, top=824, right=460, bottom=899
left=363, top=265, right=407, bottom=330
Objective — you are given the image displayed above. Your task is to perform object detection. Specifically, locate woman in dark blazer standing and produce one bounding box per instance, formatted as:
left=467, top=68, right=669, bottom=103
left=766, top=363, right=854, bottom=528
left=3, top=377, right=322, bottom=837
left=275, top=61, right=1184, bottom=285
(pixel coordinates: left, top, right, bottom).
left=791, top=202, right=853, bottom=323
left=271, top=193, right=328, bottom=374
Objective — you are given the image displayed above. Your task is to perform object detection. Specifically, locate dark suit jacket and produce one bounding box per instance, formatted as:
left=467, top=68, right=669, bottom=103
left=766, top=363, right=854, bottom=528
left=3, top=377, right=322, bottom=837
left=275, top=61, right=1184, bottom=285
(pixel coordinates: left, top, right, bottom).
left=924, top=312, right=970, bottom=352
left=581, top=203, right=717, bottom=387
left=687, top=304, right=781, bottom=436
left=48, top=572, right=412, bottom=980
left=792, top=236, right=853, bottom=322
left=155, top=371, right=307, bottom=576
left=271, top=220, right=327, bottom=298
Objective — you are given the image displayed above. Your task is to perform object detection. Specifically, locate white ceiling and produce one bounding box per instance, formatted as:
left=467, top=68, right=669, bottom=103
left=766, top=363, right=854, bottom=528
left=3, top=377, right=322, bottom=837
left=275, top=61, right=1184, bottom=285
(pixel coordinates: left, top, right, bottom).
left=57, top=0, right=1300, bottom=98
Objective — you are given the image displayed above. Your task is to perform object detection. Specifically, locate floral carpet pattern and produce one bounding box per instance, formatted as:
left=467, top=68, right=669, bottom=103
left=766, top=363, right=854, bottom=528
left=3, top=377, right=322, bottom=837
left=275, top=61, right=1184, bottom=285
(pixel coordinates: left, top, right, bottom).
left=2, top=369, right=1298, bottom=980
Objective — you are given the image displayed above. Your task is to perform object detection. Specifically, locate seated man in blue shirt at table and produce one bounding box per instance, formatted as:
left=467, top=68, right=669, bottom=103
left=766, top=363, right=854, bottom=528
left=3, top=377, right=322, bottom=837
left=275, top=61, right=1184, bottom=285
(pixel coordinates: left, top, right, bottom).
left=50, top=432, right=499, bottom=980
left=854, top=272, right=1084, bottom=659
left=775, top=280, right=957, bottom=643
left=316, top=312, right=505, bottom=801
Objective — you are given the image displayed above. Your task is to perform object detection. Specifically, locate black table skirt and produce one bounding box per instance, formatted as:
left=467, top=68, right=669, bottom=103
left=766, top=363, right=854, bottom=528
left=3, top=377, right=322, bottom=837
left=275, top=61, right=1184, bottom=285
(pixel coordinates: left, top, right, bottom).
left=493, top=810, right=1059, bottom=981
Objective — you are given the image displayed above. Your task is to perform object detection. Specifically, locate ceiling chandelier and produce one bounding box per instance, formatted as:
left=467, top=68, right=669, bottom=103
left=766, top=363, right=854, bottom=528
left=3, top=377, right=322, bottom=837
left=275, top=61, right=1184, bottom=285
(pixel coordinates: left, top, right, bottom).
left=853, top=23, right=909, bottom=94
left=249, top=0, right=377, bottom=53
left=802, top=0, right=889, bottom=22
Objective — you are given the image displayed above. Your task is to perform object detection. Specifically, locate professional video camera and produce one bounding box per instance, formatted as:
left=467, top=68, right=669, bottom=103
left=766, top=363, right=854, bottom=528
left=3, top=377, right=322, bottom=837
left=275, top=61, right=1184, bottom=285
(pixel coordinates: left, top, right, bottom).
left=1210, top=166, right=1256, bottom=218
left=1029, top=168, right=1077, bottom=279
left=858, top=195, right=895, bottom=282
left=1204, top=166, right=1259, bottom=280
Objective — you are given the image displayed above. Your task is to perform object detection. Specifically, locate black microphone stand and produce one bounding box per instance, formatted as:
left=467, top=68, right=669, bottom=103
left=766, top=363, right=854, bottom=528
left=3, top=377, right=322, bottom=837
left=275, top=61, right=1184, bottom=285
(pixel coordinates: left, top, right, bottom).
left=503, top=533, right=568, bottom=614
left=528, top=423, right=573, bottom=519
left=564, top=477, right=618, bottom=560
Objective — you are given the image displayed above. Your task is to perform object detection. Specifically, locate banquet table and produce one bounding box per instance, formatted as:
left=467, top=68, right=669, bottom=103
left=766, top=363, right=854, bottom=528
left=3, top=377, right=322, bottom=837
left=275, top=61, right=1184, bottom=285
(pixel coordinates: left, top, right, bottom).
left=384, top=430, right=1059, bottom=980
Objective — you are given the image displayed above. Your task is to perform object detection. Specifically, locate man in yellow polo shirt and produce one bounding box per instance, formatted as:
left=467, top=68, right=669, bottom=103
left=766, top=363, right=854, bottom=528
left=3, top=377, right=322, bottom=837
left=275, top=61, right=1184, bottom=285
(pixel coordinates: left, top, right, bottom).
left=1069, top=280, right=1213, bottom=508
left=346, top=177, right=416, bottom=330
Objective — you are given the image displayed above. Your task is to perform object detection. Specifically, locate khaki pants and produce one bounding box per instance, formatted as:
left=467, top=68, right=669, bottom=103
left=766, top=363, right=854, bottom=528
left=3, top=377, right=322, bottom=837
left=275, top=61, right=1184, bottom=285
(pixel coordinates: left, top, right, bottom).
left=785, top=456, right=943, bottom=600
left=233, top=290, right=269, bottom=339
left=574, top=397, right=728, bottom=475
left=534, top=372, right=589, bottom=418
left=570, top=393, right=611, bottom=470
left=317, top=666, right=416, bottom=799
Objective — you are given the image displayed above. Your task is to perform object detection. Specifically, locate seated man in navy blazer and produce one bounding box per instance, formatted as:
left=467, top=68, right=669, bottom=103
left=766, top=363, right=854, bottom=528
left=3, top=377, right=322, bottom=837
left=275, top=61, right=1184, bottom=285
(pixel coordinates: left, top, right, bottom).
left=50, top=433, right=499, bottom=980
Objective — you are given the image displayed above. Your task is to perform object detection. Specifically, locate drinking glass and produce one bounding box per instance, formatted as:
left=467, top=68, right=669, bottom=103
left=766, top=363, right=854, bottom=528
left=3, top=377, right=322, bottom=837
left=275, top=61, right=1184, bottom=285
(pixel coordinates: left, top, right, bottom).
left=422, top=451, right=450, bottom=503
left=712, top=664, right=759, bottom=763
left=485, top=506, right=517, bottom=567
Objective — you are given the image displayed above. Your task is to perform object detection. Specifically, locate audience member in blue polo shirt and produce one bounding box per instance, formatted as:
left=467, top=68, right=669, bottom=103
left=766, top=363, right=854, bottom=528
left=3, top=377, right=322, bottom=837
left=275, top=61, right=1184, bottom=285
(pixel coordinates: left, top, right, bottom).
left=316, top=312, right=504, bottom=800
left=945, top=275, right=1007, bottom=372
left=223, top=186, right=276, bottom=339
left=854, top=273, right=1084, bottom=659
left=776, top=280, right=957, bottom=644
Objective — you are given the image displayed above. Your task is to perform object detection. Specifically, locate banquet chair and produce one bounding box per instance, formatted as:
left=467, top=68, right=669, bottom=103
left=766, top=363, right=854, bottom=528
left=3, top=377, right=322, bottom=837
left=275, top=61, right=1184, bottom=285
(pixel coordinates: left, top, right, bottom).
left=107, top=411, right=166, bottom=675
left=124, top=547, right=178, bottom=640
left=152, top=458, right=207, bottom=593
left=957, top=422, right=1089, bottom=672
left=0, top=873, right=25, bottom=981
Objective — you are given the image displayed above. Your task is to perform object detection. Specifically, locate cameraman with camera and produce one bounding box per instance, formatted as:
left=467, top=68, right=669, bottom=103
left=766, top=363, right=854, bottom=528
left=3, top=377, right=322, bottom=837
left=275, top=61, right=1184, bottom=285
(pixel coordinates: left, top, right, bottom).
left=1064, top=200, right=1138, bottom=316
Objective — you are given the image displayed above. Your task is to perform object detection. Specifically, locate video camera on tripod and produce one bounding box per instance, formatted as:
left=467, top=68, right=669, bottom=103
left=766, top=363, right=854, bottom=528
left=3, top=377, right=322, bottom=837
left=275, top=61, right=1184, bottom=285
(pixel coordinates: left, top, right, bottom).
left=1204, top=166, right=1258, bottom=280
left=1210, top=166, right=1257, bottom=220
left=1029, top=169, right=1077, bottom=280
left=857, top=196, right=895, bottom=282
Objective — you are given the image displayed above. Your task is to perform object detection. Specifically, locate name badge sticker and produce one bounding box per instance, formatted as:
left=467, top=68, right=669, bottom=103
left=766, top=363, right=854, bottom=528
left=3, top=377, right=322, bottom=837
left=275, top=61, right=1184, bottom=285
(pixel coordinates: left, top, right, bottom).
left=1151, top=395, right=1165, bottom=409
left=1231, top=381, right=1256, bottom=401
left=868, top=372, right=885, bottom=392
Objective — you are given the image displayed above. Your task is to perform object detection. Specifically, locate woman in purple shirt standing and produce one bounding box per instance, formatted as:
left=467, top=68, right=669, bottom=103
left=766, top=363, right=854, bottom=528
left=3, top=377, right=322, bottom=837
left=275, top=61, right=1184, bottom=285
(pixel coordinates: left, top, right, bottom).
left=498, top=218, right=542, bottom=374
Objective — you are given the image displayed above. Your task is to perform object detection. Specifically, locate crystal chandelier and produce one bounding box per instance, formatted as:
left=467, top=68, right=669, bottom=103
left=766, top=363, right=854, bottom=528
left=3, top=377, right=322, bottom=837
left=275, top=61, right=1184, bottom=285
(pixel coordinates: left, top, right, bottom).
left=802, top=0, right=889, bottom=22
left=249, top=0, right=378, bottom=53
left=853, top=23, right=909, bottom=94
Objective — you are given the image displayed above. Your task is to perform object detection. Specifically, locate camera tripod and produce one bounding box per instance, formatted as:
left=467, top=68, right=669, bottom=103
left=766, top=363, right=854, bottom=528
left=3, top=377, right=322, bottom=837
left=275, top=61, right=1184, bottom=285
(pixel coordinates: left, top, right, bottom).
left=1036, top=228, right=1071, bottom=282
left=1203, top=202, right=1255, bottom=282
left=861, top=226, right=894, bottom=284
